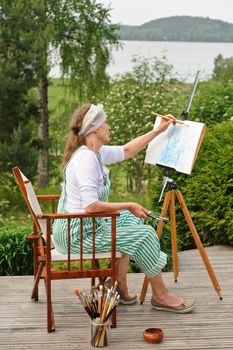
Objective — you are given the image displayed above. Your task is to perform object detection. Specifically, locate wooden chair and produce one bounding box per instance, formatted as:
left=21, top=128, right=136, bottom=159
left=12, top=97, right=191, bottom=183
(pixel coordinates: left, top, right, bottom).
left=12, top=167, right=120, bottom=332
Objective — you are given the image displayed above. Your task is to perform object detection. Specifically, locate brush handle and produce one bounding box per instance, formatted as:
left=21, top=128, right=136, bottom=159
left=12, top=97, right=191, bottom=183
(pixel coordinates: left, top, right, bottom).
left=152, top=112, right=189, bottom=126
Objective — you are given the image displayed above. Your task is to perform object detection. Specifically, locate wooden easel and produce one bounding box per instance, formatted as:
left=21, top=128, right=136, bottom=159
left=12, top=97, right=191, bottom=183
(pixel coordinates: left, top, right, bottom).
left=139, top=183, right=222, bottom=304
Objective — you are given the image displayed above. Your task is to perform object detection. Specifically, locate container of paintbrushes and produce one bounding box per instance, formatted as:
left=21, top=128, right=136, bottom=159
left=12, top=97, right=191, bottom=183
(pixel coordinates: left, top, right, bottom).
left=74, top=281, right=120, bottom=348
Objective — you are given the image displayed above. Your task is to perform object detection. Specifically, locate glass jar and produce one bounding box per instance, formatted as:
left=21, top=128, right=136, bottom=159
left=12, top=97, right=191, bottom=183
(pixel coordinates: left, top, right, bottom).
left=90, top=320, right=110, bottom=347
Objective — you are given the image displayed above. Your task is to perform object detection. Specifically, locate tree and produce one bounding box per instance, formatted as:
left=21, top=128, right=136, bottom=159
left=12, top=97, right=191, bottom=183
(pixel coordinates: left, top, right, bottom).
left=1, top=0, right=120, bottom=189
left=0, top=1, right=35, bottom=139
left=213, top=54, right=233, bottom=83
left=34, top=0, right=120, bottom=189
left=0, top=0, right=39, bottom=176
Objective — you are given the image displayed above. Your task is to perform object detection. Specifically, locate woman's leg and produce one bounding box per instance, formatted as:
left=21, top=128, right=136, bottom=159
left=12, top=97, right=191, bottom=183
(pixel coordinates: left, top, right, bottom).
left=115, top=254, right=130, bottom=296
left=115, top=258, right=184, bottom=306
left=104, top=210, right=142, bottom=297
left=149, top=272, right=184, bottom=307
left=93, top=222, right=167, bottom=283
left=99, top=218, right=183, bottom=304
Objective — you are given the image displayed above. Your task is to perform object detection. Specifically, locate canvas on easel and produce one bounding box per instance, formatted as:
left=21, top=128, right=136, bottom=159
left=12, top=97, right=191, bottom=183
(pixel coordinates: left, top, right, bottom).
left=145, top=117, right=206, bottom=174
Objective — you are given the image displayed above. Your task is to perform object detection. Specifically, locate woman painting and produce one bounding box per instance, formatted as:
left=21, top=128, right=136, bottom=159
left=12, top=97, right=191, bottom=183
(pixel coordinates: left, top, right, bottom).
left=53, top=103, right=196, bottom=313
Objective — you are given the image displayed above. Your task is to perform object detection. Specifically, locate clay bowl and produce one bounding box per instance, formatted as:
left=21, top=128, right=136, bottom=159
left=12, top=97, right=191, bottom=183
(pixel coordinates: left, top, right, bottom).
left=143, top=328, right=164, bottom=344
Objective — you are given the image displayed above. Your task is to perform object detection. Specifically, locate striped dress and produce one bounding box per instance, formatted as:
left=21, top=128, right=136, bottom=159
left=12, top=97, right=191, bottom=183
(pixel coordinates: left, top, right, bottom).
left=52, top=147, right=167, bottom=278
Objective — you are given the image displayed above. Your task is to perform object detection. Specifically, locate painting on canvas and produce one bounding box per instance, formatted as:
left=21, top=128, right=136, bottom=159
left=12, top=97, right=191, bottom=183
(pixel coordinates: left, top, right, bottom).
left=145, top=117, right=206, bottom=175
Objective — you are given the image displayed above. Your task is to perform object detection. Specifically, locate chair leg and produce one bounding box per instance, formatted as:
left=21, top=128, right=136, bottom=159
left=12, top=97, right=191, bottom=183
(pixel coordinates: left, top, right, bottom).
left=31, top=258, right=45, bottom=300
left=110, top=308, right=117, bottom=328
left=33, top=240, right=39, bottom=301
left=44, top=278, right=55, bottom=332
left=91, top=259, right=105, bottom=287
left=109, top=270, right=117, bottom=328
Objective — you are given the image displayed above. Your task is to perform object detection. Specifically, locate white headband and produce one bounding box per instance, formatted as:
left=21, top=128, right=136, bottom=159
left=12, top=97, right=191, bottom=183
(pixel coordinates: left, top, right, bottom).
left=79, top=104, right=107, bottom=136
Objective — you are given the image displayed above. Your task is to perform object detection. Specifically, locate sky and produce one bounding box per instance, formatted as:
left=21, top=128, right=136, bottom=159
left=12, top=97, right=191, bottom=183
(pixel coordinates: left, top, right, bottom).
left=98, top=0, right=233, bottom=26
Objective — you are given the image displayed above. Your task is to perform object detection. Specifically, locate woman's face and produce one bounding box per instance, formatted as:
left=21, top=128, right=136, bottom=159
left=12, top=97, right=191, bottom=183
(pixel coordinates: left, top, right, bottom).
left=95, top=121, right=111, bottom=144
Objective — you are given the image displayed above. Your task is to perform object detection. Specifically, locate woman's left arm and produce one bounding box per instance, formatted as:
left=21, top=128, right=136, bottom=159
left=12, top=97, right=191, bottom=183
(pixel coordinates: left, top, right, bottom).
left=123, top=116, right=175, bottom=159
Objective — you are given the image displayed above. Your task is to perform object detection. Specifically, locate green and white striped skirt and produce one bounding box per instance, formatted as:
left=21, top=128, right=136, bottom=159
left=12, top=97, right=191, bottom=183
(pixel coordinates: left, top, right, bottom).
left=53, top=209, right=167, bottom=278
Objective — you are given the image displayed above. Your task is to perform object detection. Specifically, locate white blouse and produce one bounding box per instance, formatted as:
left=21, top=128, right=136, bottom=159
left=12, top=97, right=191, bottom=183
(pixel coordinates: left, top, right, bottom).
left=64, top=145, right=125, bottom=213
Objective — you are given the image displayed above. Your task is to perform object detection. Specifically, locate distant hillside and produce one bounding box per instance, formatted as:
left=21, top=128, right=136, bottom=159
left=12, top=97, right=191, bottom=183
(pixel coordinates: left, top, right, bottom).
left=118, top=16, right=233, bottom=42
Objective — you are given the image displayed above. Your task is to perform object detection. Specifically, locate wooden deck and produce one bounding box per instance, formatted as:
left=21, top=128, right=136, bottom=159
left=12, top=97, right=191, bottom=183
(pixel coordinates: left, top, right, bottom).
left=1, top=245, right=233, bottom=350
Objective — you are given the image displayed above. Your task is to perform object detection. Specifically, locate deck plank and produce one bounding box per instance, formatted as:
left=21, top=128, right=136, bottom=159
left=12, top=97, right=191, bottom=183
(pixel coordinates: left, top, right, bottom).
left=0, top=245, right=233, bottom=349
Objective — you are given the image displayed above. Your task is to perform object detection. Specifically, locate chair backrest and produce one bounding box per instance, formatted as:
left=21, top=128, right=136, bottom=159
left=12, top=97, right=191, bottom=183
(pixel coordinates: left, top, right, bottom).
left=12, top=167, right=47, bottom=239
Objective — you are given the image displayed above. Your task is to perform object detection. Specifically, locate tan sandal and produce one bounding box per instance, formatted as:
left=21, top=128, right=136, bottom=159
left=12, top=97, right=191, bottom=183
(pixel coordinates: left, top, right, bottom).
left=151, top=297, right=197, bottom=313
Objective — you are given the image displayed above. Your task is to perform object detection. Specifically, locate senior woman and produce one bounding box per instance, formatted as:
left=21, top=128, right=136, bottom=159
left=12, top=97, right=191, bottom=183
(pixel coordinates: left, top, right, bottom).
left=53, top=103, right=196, bottom=313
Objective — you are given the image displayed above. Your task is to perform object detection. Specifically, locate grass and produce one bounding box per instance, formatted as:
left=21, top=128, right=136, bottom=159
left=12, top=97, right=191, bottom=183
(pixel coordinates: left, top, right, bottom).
left=52, top=261, right=139, bottom=274
left=48, top=79, right=81, bottom=128
left=52, top=259, right=110, bottom=271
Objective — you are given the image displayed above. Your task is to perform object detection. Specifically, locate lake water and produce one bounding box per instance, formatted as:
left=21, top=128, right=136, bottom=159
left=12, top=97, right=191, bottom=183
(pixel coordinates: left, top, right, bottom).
left=49, top=40, right=233, bottom=82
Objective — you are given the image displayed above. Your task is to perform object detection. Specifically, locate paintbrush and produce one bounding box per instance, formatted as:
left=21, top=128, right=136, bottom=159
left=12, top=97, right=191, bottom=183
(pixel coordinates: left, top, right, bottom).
left=104, top=294, right=120, bottom=322
left=152, top=112, right=189, bottom=127
left=99, top=285, right=103, bottom=314
left=74, top=289, right=94, bottom=319
left=100, top=289, right=111, bottom=323
left=112, top=280, right=118, bottom=295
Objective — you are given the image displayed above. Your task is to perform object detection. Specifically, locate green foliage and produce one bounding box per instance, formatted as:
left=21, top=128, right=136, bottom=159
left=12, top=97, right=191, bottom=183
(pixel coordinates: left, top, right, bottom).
left=0, top=219, right=33, bottom=276
left=0, top=123, right=38, bottom=216
left=118, top=16, right=233, bottom=42
left=213, top=54, right=233, bottom=83
left=148, top=121, right=233, bottom=250
left=190, top=54, right=233, bottom=125
left=0, top=1, right=40, bottom=140
left=191, top=80, right=233, bottom=125
left=0, top=123, right=37, bottom=177
left=0, top=177, right=27, bottom=218
left=104, top=56, right=186, bottom=192
left=46, top=0, right=120, bottom=102
left=0, top=0, right=40, bottom=196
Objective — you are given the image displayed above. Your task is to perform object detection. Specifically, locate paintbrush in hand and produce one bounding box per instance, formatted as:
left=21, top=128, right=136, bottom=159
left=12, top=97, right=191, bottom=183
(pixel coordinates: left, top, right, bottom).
left=152, top=112, right=189, bottom=127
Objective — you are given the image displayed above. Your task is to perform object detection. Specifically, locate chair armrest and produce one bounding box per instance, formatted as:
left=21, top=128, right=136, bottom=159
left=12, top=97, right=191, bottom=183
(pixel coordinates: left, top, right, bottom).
left=37, top=194, right=60, bottom=201
left=36, top=212, right=120, bottom=219
left=26, top=234, right=40, bottom=241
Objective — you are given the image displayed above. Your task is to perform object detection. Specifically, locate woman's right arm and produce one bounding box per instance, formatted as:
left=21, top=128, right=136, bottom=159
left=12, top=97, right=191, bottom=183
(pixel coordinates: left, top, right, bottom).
left=86, top=200, right=150, bottom=219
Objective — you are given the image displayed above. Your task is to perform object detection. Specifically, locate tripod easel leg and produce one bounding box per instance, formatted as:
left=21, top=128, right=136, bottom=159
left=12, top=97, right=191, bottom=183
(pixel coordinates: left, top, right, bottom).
left=139, top=192, right=171, bottom=304
left=170, top=191, right=179, bottom=282
left=175, top=190, right=222, bottom=299
left=157, top=191, right=171, bottom=239
left=139, top=277, right=149, bottom=305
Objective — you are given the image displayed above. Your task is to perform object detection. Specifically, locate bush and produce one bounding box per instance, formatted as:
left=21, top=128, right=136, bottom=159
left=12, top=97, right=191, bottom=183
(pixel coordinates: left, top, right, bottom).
left=0, top=123, right=37, bottom=178
left=191, top=80, right=233, bottom=125
left=190, top=55, right=233, bottom=126
left=148, top=121, right=233, bottom=250
left=0, top=219, right=33, bottom=276
left=0, top=123, right=38, bottom=216
left=212, top=54, right=233, bottom=83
